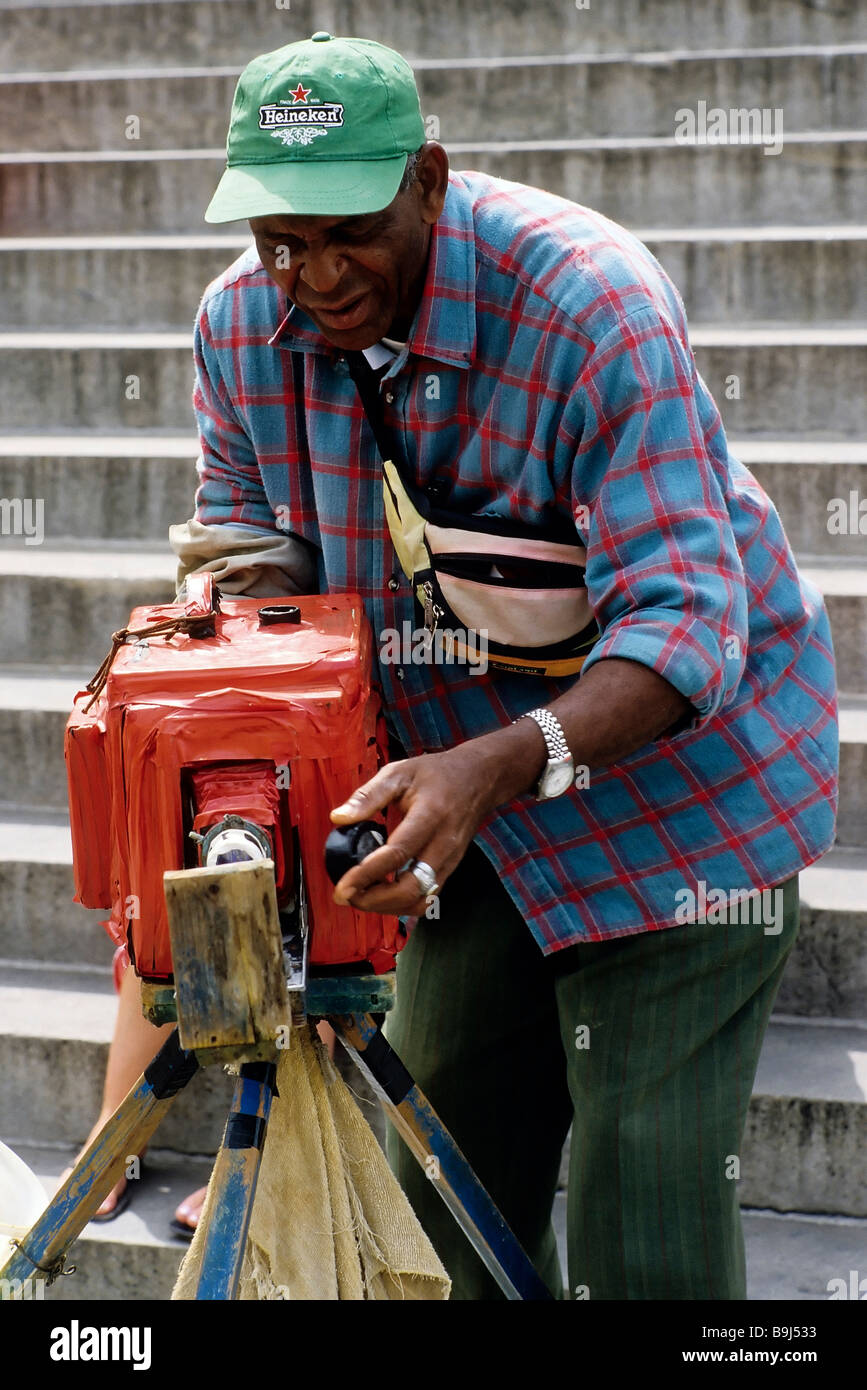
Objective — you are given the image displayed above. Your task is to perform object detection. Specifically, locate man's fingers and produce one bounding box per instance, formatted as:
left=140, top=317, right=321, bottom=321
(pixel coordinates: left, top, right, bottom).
left=328, top=750, right=474, bottom=913
left=339, top=871, right=433, bottom=916
left=329, top=762, right=408, bottom=824
left=334, top=825, right=467, bottom=915
left=332, top=834, right=423, bottom=904
left=332, top=793, right=453, bottom=901
left=340, top=838, right=464, bottom=913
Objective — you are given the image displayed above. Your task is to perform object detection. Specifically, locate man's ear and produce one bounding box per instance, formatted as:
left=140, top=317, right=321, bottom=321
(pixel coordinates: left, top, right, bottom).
left=415, top=142, right=450, bottom=225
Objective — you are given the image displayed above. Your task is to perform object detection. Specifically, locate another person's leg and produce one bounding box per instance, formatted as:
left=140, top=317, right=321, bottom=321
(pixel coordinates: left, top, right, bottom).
left=67, top=961, right=338, bottom=1229
left=61, top=960, right=174, bottom=1216
left=553, top=876, right=800, bottom=1299
left=384, top=840, right=572, bottom=1300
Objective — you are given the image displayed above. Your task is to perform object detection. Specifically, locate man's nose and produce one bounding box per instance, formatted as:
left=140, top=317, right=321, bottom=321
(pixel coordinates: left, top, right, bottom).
left=297, top=246, right=345, bottom=295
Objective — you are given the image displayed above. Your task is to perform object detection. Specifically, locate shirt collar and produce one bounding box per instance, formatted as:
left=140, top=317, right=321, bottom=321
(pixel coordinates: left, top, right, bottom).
left=267, top=176, right=476, bottom=370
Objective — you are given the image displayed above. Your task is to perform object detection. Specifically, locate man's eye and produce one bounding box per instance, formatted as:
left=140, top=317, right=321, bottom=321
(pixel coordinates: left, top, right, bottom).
left=339, top=226, right=375, bottom=244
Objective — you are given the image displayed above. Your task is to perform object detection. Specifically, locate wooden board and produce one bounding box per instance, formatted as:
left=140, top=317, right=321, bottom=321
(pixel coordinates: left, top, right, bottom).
left=163, top=859, right=290, bottom=1062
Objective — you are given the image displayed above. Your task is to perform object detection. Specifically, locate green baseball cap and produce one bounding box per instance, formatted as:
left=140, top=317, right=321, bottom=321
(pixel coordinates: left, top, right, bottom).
left=205, top=33, right=426, bottom=223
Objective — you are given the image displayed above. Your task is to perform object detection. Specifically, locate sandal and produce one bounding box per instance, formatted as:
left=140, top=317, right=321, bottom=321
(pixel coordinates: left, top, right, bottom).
left=56, top=1167, right=134, bottom=1224
left=90, top=1181, right=132, bottom=1224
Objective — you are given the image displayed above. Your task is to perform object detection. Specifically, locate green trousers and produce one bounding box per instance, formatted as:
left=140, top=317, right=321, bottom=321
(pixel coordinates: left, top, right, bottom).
left=384, top=840, right=799, bottom=1300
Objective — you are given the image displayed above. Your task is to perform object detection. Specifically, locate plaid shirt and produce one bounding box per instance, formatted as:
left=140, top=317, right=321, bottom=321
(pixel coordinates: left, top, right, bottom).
left=191, top=170, right=838, bottom=951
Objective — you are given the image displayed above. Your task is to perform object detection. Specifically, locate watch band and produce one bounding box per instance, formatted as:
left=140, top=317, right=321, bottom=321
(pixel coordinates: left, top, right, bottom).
left=514, top=707, right=572, bottom=763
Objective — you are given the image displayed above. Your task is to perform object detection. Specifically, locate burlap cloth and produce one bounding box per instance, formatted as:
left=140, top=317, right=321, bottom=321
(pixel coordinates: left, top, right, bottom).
left=172, top=1024, right=451, bottom=1300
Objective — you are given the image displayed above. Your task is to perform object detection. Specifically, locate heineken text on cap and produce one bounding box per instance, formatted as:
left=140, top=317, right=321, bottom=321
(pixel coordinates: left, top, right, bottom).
left=205, top=33, right=427, bottom=223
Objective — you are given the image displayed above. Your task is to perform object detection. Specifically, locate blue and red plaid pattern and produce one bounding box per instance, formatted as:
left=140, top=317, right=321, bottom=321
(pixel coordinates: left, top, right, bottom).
left=190, top=170, right=838, bottom=951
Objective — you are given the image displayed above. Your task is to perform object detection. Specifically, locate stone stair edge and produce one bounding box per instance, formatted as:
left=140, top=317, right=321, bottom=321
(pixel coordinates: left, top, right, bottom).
left=2, top=665, right=866, bottom=722
left=4, top=129, right=867, bottom=165
left=3, top=433, right=866, bottom=460
left=2, top=1144, right=861, bottom=1289
left=0, top=433, right=199, bottom=456
left=0, top=545, right=862, bottom=577
left=6, top=41, right=867, bottom=83
left=4, top=225, right=867, bottom=248
left=0, top=970, right=862, bottom=1105
left=0, top=0, right=862, bottom=39
left=5, top=148, right=863, bottom=235
left=5, top=325, right=866, bottom=347
left=0, top=834, right=864, bottom=917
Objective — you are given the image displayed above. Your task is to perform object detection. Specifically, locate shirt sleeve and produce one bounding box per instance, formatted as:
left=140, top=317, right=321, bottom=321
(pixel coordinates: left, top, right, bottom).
left=191, top=299, right=281, bottom=532
left=571, top=305, right=748, bottom=728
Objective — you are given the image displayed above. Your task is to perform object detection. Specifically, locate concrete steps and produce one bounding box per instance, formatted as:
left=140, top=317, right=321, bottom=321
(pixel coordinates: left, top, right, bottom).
left=0, top=963, right=234, bottom=1153
left=0, top=546, right=177, bottom=664
left=1, top=814, right=864, bottom=1017
left=0, top=332, right=196, bottom=432
left=5, top=230, right=867, bottom=329
left=4, top=48, right=867, bottom=151
left=738, top=440, right=867, bottom=558
left=0, top=236, right=250, bottom=331
left=739, top=1209, right=867, bottom=1301
left=0, top=434, right=200, bottom=543
left=2, top=668, right=864, bottom=838
left=643, top=227, right=867, bottom=326
left=0, top=0, right=863, bottom=1301
left=778, top=848, right=867, bottom=1021
left=742, top=1016, right=867, bottom=1216
left=2, top=434, right=864, bottom=557
left=3, top=134, right=866, bottom=234
left=3, top=550, right=865, bottom=686
left=1, top=326, right=864, bottom=434
left=836, top=700, right=867, bottom=848
left=0, top=811, right=113, bottom=968
left=1, top=960, right=862, bottom=1215
left=1, top=0, right=863, bottom=72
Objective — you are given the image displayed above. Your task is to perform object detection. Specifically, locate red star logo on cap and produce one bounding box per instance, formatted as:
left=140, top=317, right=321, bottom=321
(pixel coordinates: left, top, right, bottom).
left=289, top=83, right=311, bottom=103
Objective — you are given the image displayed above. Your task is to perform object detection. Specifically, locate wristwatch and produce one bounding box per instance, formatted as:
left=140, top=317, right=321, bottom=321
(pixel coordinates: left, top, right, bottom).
left=514, top=707, right=575, bottom=801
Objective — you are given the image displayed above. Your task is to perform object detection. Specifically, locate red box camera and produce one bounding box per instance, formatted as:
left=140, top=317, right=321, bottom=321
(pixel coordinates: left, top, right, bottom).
left=65, top=581, right=402, bottom=983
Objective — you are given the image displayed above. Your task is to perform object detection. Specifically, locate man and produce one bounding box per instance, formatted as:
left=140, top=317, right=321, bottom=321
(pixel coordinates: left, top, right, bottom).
left=181, top=32, right=838, bottom=1298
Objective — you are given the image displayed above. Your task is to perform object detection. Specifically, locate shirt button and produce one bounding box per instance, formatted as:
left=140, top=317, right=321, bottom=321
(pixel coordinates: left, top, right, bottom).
left=395, top=667, right=405, bottom=681
left=384, top=391, right=395, bottom=404
left=425, top=478, right=449, bottom=504
left=387, top=574, right=400, bottom=592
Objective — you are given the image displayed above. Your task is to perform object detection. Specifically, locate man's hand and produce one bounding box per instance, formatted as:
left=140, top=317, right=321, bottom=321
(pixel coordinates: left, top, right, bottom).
left=330, top=657, right=692, bottom=916
left=329, top=728, right=546, bottom=915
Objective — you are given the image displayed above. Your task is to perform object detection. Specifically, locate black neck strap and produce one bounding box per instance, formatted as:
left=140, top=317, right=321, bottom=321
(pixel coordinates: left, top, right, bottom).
left=344, top=350, right=405, bottom=470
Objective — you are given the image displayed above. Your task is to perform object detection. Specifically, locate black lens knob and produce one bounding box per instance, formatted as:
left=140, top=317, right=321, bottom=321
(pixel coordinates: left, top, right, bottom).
left=324, top=821, right=387, bottom=885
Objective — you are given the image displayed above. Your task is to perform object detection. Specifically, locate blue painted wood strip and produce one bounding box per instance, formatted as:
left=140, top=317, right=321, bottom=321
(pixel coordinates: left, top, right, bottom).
left=331, top=1013, right=553, bottom=1302
left=194, top=1062, right=277, bottom=1300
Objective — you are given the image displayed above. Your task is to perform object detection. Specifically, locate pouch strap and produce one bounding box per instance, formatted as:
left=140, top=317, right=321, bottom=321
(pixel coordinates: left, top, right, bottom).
left=345, top=350, right=433, bottom=573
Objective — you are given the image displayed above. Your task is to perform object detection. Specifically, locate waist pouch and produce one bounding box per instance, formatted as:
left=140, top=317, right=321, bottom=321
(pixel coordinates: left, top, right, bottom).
left=346, top=351, right=600, bottom=677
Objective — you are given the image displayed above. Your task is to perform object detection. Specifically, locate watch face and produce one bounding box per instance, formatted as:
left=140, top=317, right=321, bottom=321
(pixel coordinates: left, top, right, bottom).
left=540, top=760, right=574, bottom=800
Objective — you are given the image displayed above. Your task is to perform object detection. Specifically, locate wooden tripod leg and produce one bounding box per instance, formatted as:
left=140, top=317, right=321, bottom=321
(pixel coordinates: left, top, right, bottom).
left=329, top=1013, right=554, bottom=1302
left=0, top=1028, right=198, bottom=1295
left=193, top=1060, right=278, bottom=1301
